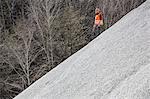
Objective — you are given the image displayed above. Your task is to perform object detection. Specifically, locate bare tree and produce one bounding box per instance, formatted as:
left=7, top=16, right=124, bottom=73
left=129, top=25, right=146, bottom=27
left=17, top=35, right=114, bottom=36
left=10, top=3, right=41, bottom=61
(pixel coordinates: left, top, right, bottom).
left=0, top=0, right=146, bottom=98
left=29, top=0, right=61, bottom=68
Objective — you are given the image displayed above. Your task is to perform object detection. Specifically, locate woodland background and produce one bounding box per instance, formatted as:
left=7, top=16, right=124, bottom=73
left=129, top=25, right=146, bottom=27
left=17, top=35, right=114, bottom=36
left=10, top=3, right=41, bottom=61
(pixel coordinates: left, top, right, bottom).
left=0, top=0, right=146, bottom=98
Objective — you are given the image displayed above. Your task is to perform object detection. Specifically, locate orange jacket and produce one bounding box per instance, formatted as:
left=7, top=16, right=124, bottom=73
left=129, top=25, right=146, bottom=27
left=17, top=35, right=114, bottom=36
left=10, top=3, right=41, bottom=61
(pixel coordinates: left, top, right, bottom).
left=95, top=14, right=102, bottom=21
left=95, top=14, right=103, bottom=25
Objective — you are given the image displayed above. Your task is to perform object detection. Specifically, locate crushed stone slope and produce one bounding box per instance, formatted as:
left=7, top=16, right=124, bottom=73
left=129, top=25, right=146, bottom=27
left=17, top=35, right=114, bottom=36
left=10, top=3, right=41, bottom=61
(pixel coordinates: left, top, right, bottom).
left=14, top=0, right=150, bottom=99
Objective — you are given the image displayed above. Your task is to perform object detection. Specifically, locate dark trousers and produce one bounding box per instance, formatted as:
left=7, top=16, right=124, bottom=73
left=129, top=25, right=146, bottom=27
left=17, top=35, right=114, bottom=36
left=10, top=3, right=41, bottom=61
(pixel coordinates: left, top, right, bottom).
left=90, top=26, right=103, bottom=40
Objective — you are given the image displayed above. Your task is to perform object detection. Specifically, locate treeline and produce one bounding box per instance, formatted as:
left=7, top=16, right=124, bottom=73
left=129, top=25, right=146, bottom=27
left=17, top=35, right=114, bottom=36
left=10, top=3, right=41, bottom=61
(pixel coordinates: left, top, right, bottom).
left=0, top=0, right=146, bottom=98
